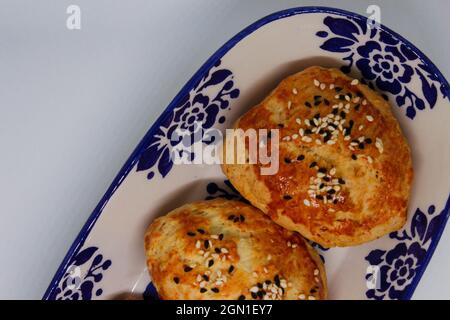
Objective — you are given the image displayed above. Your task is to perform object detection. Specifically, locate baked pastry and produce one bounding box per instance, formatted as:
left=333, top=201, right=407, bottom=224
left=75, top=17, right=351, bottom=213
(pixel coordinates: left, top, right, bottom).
left=221, top=66, right=413, bottom=247
left=144, top=198, right=327, bottom=300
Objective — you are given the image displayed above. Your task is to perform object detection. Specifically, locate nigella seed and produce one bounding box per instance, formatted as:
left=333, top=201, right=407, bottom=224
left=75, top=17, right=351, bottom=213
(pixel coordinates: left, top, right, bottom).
left=215, top=248, right=221, bottom=254
left=283, top=195, right=292, bottom=200
left=229, top=265, right=235, bottom=273
left=351, top=154, right=357, bottom=160
left=228, top=215, right=235, bottom=220
left=297, top=154, right=305, bottom=161
left=208, top=259, right=214, bottom=267
left=187, top=231, right=196, bottom=237
left=197, top=228, right=205, bottom=234
left=284, top=157, right=291, bottom=164
left=184, top=266, right=193, bottom=272
left=200, top=288, right=207, bottom=293
left=211, top=288, right=219, bottom=293
left=238, top=295, right=246, bottom=300
left=305, top=101, right=312, bottom=108
left=309, top=161, right=317, bottom=168
left=204, top=240, right=210, bottom=249
left=251, top=292, right=258, bottom=299
left=240, top=215, right=245, bottom=222
left=173, top=277, right=180, bottom=284
left=219, top=234, right=224, bottom=240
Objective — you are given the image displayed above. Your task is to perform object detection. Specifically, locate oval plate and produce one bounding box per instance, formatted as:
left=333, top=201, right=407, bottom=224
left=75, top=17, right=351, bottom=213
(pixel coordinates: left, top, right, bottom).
left=44, top=7, right=450, bottom=300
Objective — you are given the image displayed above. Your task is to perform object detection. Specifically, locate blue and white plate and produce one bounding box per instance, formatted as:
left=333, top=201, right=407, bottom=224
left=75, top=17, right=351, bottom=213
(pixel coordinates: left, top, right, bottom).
left=44, top=7, right=450, bottom=300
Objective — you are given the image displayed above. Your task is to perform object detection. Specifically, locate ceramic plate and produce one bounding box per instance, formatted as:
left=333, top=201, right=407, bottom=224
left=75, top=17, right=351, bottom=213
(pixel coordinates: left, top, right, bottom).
left=44, top=7, right=450, bottom=300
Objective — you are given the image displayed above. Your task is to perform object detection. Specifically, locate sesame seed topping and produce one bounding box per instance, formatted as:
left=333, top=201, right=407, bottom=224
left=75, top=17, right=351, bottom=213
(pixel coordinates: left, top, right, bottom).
left=313, top=79, right=320, bottom=87
left=173, top=277, right=180, bottom=284
left=288, top=101, right=292, bottom=109
left=320, top=83, right=326, bottom=90
left=314, top=269, right=320, bottom=276
left=351, top=79, right=359, bottom=86
left=292, top=88, right=298, bottom=95
left=299, top=294, right=306, bottom=300
left=362, top=99, right=368, bottom=105
left=296, top=118, right=301, bottom=125
left=366, top=115, right=374, bottom=122
left=304, top=199, right=311, bottom=207
left=329, top=84, right=335, bottom=90
left=308, top=295, right=316, bottom=300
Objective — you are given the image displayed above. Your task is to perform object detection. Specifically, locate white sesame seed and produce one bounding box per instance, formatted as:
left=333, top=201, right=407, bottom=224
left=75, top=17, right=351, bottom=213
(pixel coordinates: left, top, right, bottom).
left=358, top=124, right=364, bottom=131
left=313, top=79, right=320, bottom=87
left=299, top=128, right=304, bottom=136
left=305, top=119, right=311, bottom=126
left=282, top=136, right=291, bottom=141
left=327, top=139, right=336, bottom=145
left=250, top=286, right=259, bottom=293
left=314, top=269, right=320, bottom=276
left=320, top=83, right=326, bottom=90
left=292, top=134, right=299, bottom=139
left=221, top=248, right=228, bottom=253
left=200, top=281, right=207, bottom=288
left=196, top=274, right=202, bottom=282
left=304, top=199, right=311, bottom=207
left=292, top=244, right=298, bottom=248
left=329, top=84, right=335, bottom=90
left=329, top=167, right=336, bottom=176
left=353, top=97, right=361, bottom=103
left=351, top=79, right=359, bottom=86
left=362, top=99, right=368, bottom=105
left=308, top=295, right=316, bottom=300
left=375, top=137, right=384, bottom=153
left=317, top=172, right=326, bottom=178
left=212, top=253, right=219, bottom=259
left=296, top=118, right=301, bottom=125
left=314, top=277, right=320, bottom=283
left=344, top=135, right=351, bottom=141
left=252, top=272, right=258, bottom=277
left=315, top=139, right=322, bottom=145
left=299, top=294, right=306, bottom=300
left=211, top=235, right=219, bottom=239
left=345, top=95, right=351, bottom=102
left=366, top=115, right=374, bottom=122
left=292, top=88, right=298, bottom=95
left=287, top=241, right=292, bottom=247
left=267, top=254, right=272, bottom=261
left=367, top=156, right=373, bottom=164
left=288, top=101, right=292, bottom=109
left=196, top=240, right=201, bottom=249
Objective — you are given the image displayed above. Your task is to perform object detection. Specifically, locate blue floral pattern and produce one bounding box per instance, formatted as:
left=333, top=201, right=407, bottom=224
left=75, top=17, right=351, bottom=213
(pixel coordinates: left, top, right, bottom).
left=365, top=203, right=447, bottom=300
left=136, top=60, right=240, bottom=180
left=48, top=246, right=112, bottom=300
left=316, top=16, right=447, bottom=119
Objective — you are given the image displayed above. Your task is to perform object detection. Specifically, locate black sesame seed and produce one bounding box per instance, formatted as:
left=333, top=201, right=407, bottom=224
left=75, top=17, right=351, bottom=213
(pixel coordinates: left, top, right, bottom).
left=335, top=87, right=343, bottom=92
left=338, top=178, right=346, bottom=184
left=349, top=120, right=354, bottom=127
left=314, top=100, right=321, bottom=106
left=238, top=295, right=246, bottom=300
left=319, top=183, right=325, bottom=189
left=310, top=288, right=317, bottom=294
left=297, top=154, right=305, bottom=161
left=203, top=275, right=209, bottom=281
left=365, top=138, right=372, bottom=144
left=184, top=266, right=193, bottom=272
left=283, top=195, right=292, bottom=200
left=333, top=199, right=338, bottom=204
left=332, top=108, right=339, bottom=115
left=347, top=92, right=353, bottom=98
left=215, top=248, right=221, bottom=254
left=314, top=95, right=321, bottom=100
left=277, top=123, right=284, bottom=128
left=257, top=283, right=263, bottom=289
left=304, top=129, right=312, bottom=135
left=228, top=215, right=235, bottom=220
left=358, top=143, right=365, bottom=149
left=257, top=291, right=264, bottom=299
left=305, top=101, right=312, bottom=108
left=240, top=215, right=245, bottom=222
left=233, top=217, right=239, bottom=223
left=316, top=195, right=324, bottom=200
left=211, top=288, right=219, bottom=293
left=219, top=234, right=224, bottom=240
left=208, top=259, right=214, bottom=267
left=173, top=277, right=180, bottom=284
left=314, top=113, right=321, bottom=119
left=327, top=189, right=336, bottom=194
left=284, top=157, right=291, bottom=164
left=340, top=111, right=346, bottom=119
left=274, top=275, right=281, bottom=286
left=356, top=92, right=363, bottom=97
left=265, top=280, right=272, bottom=285
left=204, top=240, right=210, bottom=249
left=229, top=265, right=235, bottom=274
left=187, top=231, right=196, bottom=237
left=323, top=176, right=331, bottom=182
left=339, top=94, right=345, bottom=100
left=251, top=292, right=258, bottom=299
left=351, top=154, right=357, bottom=160
left=309, top=161, right=317, bottom=168
left=324, top=99, right=330, bottom=106
left=200, top=288, right=207, bottom=293
left=355, top=104, right=360, bottom=111
left=197, top=228, right=205, bottom=234
left=318, top=167, right=327, bottom=174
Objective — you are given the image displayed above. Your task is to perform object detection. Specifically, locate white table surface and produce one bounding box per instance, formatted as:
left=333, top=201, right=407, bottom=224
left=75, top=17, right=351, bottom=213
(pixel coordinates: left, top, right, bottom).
left=1, top=0, right=449, bottom=299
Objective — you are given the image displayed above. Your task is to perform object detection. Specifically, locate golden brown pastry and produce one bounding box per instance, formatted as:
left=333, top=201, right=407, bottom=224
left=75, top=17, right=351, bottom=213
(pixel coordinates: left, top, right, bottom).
left=144, top=198, right=327, bottom=300
left=221, top=66, right=413, bottom=248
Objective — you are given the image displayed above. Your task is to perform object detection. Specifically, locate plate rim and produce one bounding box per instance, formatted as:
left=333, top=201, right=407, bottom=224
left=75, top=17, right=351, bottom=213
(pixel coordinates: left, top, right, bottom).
left=43, top=6, right=450, bottom=300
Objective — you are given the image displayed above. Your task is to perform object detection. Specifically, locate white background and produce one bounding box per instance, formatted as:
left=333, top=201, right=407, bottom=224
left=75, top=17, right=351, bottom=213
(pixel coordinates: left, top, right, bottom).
left=0, top=0, right=449, bottom=299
